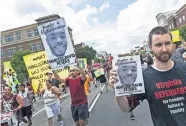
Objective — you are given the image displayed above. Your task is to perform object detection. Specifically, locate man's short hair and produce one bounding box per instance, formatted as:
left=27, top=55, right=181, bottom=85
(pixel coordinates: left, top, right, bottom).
left=5, top=85, right=12, bottom=90
left=19, top=84, right=25, bottom=87
left=148, top=26, right=172, bottom=46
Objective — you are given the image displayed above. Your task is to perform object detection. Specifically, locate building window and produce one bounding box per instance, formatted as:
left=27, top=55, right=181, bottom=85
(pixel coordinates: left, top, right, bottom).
left=27, top=30, right=32, bottom=38
left=17, top=46, right=23, bottom=51
left=5, top=34, right=14, bottom=42
left=36, top=42, right=43, bottom=51
left=34, top=29, right=39, bottom=36
left=183, top=16, right=185, bottom=21
left=29, top=43, right=36, bottom=52
left=16, top=32, right=21, bottom=40
left=7, top=48, right=17, bottom=57
left=179, top=18, right=182, bottom=23
left=1, top=50, right=5, bottom=58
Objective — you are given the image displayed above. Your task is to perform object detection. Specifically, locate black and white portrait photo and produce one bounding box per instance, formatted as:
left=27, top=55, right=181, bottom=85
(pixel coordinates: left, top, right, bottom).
left=117, top=59, right=137, bottom=85
left=114, top=55, right=145, bottom=96
left=37, top=18, right=76, bottom=70
left=45, top=27, right=67, bottom=57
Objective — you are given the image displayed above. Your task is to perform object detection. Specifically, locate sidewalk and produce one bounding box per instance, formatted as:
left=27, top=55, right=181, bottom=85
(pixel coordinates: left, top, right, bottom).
left=26, top=85, right=100, bottom=126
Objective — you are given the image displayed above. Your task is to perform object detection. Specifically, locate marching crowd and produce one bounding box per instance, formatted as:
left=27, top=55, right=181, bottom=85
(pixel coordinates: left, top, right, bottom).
left=1, top=26, right=186, bottom=126
left=0, top=60, right=112, bottom=126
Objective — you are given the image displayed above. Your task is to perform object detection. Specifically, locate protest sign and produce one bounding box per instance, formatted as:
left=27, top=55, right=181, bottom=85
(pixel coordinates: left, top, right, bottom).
left=94, top=68, right=105, bottom=78
left=3, top=61, right=19, bottom=93
left=114, top=55, right=145, bottom=96
left=23, top=51, right=69, bottom=92
left=78, top=58, right=87, bottom=69
left=171, top=30, right=180, bottom=42
left=37, top=18, right=76, bottom=70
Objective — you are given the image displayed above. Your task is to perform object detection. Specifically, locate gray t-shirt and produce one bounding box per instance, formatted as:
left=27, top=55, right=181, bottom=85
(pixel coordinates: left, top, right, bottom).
left=137, top=62, right=186, bottom=126
left=171, top=48, right=185, bottom=63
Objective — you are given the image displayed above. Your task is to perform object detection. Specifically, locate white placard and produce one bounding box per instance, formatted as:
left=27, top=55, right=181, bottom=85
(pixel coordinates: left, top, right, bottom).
left=114, top=55, right=145, bottom=96
left=37, top=18, right=76, bottom=70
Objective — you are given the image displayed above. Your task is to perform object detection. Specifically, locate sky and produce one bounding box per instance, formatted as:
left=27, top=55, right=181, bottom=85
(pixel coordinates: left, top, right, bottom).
left=0, top=0, right=186, bottom=57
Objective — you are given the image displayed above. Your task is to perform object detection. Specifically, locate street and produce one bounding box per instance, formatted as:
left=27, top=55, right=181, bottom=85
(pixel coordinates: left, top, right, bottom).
left=20, top=85, right=155, bottom=126
left=20, top=85, right=100, bottom=126
left=88, top=86, right=154, bottom=126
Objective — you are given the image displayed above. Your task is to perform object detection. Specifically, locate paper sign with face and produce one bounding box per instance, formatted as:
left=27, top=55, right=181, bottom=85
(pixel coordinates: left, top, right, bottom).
left=46, top=27, right=67, bottom=57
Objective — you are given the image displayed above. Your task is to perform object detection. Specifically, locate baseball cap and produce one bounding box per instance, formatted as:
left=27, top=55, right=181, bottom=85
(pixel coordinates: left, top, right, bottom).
left=46, top=71, right=53, bottom=75
left=69, top=66, right=79, bottom=71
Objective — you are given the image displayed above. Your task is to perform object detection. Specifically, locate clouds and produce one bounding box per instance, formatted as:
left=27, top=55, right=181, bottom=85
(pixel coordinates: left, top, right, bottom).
left=1, top=0, right=185, bottom=57
left=99, top=1, right=110, bottom=12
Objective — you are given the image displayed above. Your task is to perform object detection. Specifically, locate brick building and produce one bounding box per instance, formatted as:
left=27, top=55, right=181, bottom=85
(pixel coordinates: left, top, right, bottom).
left=1, top=14, right=74, bottom=63
left=156, top=4, right=186, bottom=30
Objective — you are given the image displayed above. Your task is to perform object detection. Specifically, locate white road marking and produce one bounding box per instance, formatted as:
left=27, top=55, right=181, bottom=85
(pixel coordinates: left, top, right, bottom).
left=88, top=84, right=105, bottom=112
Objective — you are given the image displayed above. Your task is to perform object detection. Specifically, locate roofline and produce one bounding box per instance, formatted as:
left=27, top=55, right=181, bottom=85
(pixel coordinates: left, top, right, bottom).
left=176, top=4, right=186, bottom=14
left=1, top=23, right=37, bottom=33
left=156, top=10, right=177, bottom=18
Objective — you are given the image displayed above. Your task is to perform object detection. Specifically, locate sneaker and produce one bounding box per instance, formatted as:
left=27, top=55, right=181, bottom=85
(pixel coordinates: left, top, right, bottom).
left=130, top=115, right=135, bottom=120
left=22, top=118, right=28, bottom=123
left=59, top=120, right=64, bottom=126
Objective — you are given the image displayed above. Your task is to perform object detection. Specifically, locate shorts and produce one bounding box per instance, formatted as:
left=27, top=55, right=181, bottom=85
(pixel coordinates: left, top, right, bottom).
left=21, top=105, right=32, bottom=117
left=45, top=101, right=61, bottom=118
left=71, top=103, right=89, bottom=122
left=97, top=75, right=107, bottom=83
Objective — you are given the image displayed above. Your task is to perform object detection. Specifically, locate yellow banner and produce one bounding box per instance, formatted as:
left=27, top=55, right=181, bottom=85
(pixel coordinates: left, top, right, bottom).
left=78, top=58, right=87, bottom=69
left=3, top=61, right=19, bottom=93
left=23, top=51, right=69, bottom=92
left=171, top=30, right=180, bottom=42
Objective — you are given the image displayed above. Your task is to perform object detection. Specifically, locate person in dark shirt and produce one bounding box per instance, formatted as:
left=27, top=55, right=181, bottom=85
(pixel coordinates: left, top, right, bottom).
left=46, top=71, right=60, bottom=88
left=53, top=66, right=87, bottom=126
left=109, top=26, right=186, bottom=126
left=171, top=38, right=186, bottom=63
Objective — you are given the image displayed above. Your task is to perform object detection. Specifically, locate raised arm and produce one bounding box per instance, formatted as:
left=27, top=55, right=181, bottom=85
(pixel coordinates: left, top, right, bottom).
left=53, top=71, right=66, bottom=84
left=37, top=84, right=45, bottom=95
left=78, top=66, right=86, bottom=81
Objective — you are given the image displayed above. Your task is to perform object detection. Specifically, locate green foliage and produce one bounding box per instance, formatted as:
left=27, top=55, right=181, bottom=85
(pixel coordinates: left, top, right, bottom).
left=179, top=25, right=186, bottom=41
left=93, top=57, right=105, bottom=63
left=75, top=46, right=97, bottom=65
left=11, top=50, right=31, bottom=83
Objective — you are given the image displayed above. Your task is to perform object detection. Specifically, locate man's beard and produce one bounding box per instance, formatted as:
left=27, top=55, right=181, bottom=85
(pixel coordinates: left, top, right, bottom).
left=154, top=52, right=172, bottom=63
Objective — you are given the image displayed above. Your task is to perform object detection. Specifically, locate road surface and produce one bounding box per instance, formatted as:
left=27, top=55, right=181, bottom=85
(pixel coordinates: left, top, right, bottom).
left=88, top=87, right=154, bottom=126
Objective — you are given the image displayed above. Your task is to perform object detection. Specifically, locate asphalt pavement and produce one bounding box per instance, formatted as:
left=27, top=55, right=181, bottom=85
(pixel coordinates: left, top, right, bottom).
left=20, top=85, right=100, bottom=126
left=88, top=87, right=154, bottom=126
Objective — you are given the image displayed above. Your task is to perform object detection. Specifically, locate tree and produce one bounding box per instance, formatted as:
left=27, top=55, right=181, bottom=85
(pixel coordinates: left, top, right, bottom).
left=179, top=25, right=186, bottom=41
left=93, top=57, right=105, bottom=63
left=75, top=46, right=97, bottom=65
left=11, top=50, right=31, bottom=83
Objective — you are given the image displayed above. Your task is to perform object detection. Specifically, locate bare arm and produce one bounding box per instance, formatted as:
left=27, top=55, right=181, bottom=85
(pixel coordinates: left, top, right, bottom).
left=78, top=66, right=86, bottom=81
left=51, top=86, right=61, bottom=96
left=27, top=92, right=34, bottom=109
left=109, top=69, right=130, bottom=112
left=15, top=95, right=23, bottom=111
left=37, top=84, right=45, bottom=95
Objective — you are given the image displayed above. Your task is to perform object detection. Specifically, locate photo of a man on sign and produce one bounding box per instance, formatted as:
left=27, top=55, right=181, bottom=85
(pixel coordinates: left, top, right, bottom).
left=117, top=59, right=137, bottom=85
left=45, top=26, right=67, bottom=57
left=114, top=55, right=145, bottom=96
